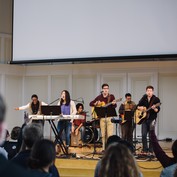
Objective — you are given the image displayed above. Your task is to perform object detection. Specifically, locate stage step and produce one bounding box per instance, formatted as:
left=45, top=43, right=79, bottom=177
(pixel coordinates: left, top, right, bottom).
left=55, top=158, right=163, bottom=177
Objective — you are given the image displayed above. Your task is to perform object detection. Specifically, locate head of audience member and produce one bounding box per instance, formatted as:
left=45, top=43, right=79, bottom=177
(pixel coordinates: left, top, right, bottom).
left=76, top=103, right=84, bottom=114
left=29, top=139, right=56, bottom=173
left=11, top=126, right=21, bottom=140
left=106, top=135, right=134, bottom=153
left=22, top=123, right=43, bottom=150
left=31, top=94, right=39, bottom=105
left=60, top=90, right=71, bottom=105
left=100, top=143, right=139, bottom=177
left=172, top=140, right=177, bottom=162
left=0, top=95, right=6, bottom=146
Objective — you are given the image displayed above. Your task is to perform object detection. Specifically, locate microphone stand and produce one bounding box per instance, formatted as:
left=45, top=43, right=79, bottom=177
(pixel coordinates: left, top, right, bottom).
left=49, top=98, right=60, bottom=105
left=72, top=97, right=84, bottom=104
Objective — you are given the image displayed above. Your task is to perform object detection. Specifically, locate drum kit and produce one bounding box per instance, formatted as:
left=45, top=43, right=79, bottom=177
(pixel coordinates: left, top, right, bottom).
left=84, top=119, right=101, bottom=144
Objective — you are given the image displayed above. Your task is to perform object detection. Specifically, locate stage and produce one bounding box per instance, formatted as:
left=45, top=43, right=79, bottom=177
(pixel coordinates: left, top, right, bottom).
left=55, top=140, right=173, bottom=177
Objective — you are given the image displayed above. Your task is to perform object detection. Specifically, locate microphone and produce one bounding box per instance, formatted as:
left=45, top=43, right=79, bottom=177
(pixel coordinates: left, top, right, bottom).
left=82, top=98, right=84, bottom=104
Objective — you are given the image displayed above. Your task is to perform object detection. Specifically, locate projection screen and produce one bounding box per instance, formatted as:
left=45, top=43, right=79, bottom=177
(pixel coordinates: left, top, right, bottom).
left=12, top=0, right=177, bottom=63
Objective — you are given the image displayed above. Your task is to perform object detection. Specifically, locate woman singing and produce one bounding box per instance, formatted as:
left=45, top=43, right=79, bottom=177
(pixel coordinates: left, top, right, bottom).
left=57, top=90, right=77, bottom=148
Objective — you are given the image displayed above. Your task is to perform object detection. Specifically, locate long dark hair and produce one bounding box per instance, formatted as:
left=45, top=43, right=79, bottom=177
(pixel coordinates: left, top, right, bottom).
left=60, top=90, right=71, bottom=106
left=100, top=143, right=139, bottom=177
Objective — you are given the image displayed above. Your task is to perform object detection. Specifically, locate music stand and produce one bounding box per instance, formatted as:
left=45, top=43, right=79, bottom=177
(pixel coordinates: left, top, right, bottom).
left=89, top=106, right=117, bottom=157
left=41, top=105, right=68, bottom=155
left=95, top=106, right=117, bottom=118
left=41, top=105, right=61, bottom=115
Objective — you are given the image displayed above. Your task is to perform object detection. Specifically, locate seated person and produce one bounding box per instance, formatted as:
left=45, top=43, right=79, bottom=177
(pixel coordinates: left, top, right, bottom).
left=0, top=94, right=41, bottom=177
left=71, top=103, right=86, bottom=146
left=29, top=139, right=56, bottom=177
left=94, top=135, right=138, bottom=177
left=2, top=126, right=21, bottom=159
left=150, top=120, right=177, bottom=167
left=99, top=142, right=142, bottom=177
left=150, top=120, right=177, bottom=177
left=11, top=123, right=60, bottom=177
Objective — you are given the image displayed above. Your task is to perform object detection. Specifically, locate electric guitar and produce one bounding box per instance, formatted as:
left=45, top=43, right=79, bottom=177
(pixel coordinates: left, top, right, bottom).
left=134, top=102, right=161, bottom=125
left=91, top=98, right=122, bottom=119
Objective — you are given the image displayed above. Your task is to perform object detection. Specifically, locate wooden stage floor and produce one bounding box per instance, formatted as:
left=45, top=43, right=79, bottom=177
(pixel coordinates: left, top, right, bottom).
left=55, top=140, right=173, bottom=177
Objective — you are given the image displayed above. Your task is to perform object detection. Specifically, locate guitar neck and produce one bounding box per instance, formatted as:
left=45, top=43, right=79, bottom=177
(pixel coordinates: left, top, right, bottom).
left=145, top=103, right=161, bottom=112
left=103, top=98, right=122, bottom=107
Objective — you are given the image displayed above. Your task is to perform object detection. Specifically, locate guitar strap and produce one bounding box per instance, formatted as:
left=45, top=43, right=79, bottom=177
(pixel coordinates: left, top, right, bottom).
left=149, top=96, right=155, bottom=108
left=107, top=94, right=111, bottom=104
left=147, top=96, right=155, bottom=118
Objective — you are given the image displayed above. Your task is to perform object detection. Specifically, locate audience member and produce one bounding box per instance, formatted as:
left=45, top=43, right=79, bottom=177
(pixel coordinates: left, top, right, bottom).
left=0, top=94, right=36, bottom=177
left=12, top=123, right=60, bottom=177
left=150, top=120, right=177, bottom=177
left=2, top=126, right=20, bottom=159
left=100, top=143, right=141, bottom=177
left=94, top=135, right=139, bottom=177
left=29, top=139, right=56, bottom=177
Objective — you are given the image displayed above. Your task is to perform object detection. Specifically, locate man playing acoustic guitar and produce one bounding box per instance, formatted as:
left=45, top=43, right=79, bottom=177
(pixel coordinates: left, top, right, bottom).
left=119, top=93, right=136, bottom=146
left=137, top=85, right=160, bottom=154
left=89, top=83, right=117, bottom=151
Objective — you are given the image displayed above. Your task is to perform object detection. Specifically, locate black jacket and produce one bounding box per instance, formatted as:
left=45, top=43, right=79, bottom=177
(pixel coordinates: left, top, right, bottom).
left=137, top=94, right=160, bottom=121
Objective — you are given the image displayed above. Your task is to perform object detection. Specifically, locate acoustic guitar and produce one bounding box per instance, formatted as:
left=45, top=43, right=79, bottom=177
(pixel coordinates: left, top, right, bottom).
left=134, top=102, right=161, bottom=125
left=91, top=98, right=122, bottom=119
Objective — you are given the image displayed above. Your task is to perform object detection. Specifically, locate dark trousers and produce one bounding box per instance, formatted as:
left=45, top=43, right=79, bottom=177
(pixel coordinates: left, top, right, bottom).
left=121, top=121, right=133, bottom=145
left=142, top=119, right=153, bottom=152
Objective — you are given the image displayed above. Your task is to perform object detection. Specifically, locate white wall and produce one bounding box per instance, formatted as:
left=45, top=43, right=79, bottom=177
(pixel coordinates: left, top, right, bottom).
left=1, top=61, right=177, bottom=140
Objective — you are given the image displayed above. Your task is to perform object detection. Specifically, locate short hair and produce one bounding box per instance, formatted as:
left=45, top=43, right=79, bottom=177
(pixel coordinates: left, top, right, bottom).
left=29, top=139, right=56, bottom=169
left=11, top=126, right=21, bottom=140
left=146, top=85, right=154, bottom=91
left=106, top=135, right=134, bottom=152
left=125, top=93, right=131, bottom=98
left=76, top=103, right=84, bottom=111
left=31, top=94, right=38, bottom=99
left=0, top=95, right=6, bottom=123
left=22, top=123, right=43, bottom=148
left=172, top=140, right=177, bottom=161
left=102, top=83, right=109, bottom=89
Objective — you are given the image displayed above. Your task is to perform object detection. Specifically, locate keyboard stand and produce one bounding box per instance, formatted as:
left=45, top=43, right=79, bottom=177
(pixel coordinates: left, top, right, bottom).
left=48, top=119, right=68, bottom=155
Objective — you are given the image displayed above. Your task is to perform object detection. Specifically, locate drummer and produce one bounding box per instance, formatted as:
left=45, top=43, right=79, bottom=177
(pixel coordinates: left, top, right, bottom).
left=71, top=103, right=86, bottom=147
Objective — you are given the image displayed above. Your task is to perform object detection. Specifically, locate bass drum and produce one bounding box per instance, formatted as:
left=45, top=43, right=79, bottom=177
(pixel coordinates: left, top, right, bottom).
left=84, top=126, right=98, bottom=144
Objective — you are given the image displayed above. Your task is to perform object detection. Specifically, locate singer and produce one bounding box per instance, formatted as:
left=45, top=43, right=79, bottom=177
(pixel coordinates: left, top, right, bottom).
left=89, top=83, right=117, bottom=151
left=14, top=94, right=48, bottom=124
left=57, top=90, right=77, bottom=149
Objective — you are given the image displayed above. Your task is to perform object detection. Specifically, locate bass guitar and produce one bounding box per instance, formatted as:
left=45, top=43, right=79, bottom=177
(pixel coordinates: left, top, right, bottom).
left=134, top=102, right=161, bottom=125
left=91, top=98, right=122, bottom=119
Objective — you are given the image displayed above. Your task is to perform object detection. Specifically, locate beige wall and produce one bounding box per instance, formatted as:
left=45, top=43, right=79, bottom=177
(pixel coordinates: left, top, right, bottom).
left=0, top=0, right=12, bottom=34
left=0, top=61, right=177, bottom=140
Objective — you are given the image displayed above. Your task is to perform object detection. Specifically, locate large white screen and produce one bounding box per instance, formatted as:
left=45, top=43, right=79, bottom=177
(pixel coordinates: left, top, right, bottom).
left=13, top=0, right=177, bottom=62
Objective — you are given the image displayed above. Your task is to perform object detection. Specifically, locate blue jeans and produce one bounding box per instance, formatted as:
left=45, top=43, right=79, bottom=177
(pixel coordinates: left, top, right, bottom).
left=57, top=120, right=71, bottom=146
left=142, top=119, right=153, bottom=152
left=74, top=125, right=85, bottom=142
